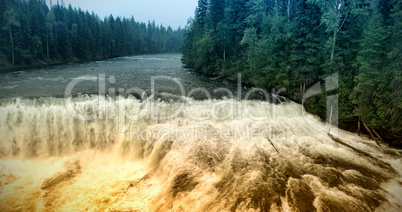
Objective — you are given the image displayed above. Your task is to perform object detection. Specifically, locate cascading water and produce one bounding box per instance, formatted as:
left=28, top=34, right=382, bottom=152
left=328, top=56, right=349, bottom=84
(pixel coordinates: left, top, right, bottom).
left=0, top=95, right=401, bottom=211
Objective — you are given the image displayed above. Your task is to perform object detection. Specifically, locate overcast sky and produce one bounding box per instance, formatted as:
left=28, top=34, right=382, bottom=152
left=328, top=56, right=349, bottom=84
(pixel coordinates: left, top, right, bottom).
left=48, top=0, right=198, bottom=29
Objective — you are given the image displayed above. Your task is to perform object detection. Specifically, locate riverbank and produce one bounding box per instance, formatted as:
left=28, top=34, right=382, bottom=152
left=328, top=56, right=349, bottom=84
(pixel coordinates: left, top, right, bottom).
left=0, top=57, right=86, bottom=73
left=0, top=52, right=182, bottom=73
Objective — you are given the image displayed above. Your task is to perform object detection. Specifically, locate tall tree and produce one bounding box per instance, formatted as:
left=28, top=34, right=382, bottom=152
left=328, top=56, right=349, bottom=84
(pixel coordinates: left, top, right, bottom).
left=223, top=0, right=250, bottom=59
left=46, top=10, right=56, bottom=60
left=195, top=0, right=209, bottom=28
left=352, top=13, right=390, bottom=129
left=308, top=0, right=359, bottom=63
left=207, top=0, right=225, bottom=29
left=289, top=0, right=323, bottom=93
left=3, top=8, right=20, bottom=64
left=388, top=0, right=402, bottom=133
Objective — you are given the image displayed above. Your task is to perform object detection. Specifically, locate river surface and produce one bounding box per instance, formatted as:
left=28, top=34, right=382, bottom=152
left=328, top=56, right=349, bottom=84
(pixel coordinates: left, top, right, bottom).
left=0, top=54, right=401, bottom=211
left=0, top=54, right=259, bottom=100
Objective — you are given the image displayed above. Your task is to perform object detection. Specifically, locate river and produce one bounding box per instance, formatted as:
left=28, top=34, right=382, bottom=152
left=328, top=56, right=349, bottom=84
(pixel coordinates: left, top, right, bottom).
left=0, top=54, right=258, bottom=100
left=0, top=54, right=401, bottom=211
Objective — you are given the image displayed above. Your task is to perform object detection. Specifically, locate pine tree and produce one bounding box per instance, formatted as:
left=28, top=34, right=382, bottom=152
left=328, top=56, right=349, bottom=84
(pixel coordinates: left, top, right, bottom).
left=289, top=0, right=322, bottom=93
left=388, top=0, right=402, bottom=134
left=352, top=13, right=390, bottom=129
left=2, top=8, right=20, bottom=64
left=207, top=0, right=225, bottom=29
left=46, top=10, right=56, bottom=60
left=223, top=0, right=250, bottom=59
left=195, top=0, right=209, bottom=28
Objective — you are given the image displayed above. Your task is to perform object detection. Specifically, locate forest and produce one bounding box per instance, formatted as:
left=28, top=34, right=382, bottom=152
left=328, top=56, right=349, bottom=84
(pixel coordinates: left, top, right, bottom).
left=182, top=0, right=401, bottom=145
left=0, top=0, right=184, bottom=67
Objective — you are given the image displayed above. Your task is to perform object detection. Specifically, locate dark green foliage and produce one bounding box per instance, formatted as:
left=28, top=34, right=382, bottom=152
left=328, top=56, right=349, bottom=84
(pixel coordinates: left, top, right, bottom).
left=207, top=0, right=225, bottom=29
left=0, top=0, right=184, bottom=66
left=182, top=0, right=401, bottom=142
left=389, top=0, right=402, bottom=135
left=195, top=0, right=209, bottom=28
left=352, top=14, right=389, bottom=126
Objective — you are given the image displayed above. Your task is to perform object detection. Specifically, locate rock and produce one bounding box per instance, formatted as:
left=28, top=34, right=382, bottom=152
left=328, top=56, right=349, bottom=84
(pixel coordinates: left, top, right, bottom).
left=41, top=159, right=81, bottom=190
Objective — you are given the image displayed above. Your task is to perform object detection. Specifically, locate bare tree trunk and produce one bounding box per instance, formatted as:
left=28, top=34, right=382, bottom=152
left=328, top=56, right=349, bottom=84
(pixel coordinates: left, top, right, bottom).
left=330, top=4, right=347, bottom=62
left=372, top=129, right=385, bottom=143
left=327, top=133, right=387, bottom=166
left=9, top=30, right=14, bottom=65
left=328, top=106, right=333, bottom=133
left=275, top=0, right=279, bottom=14
left=287, top=0, right=292, bottom=22
left=358, top=117, right=361, bottom=136
left=362, top=121, right=383, bottom=149
left=330, top=28, right=337, bottom=62
left=300, top=83, right=302, bottom=95
left=47, top=30, right=50, bottom=60
left=268, top=138, right=279, bottom=153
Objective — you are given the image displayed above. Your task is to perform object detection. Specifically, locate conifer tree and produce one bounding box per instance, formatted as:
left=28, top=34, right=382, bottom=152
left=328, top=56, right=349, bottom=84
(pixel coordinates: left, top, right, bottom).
left=352, top=13, right=390, bottom=129
left=3, top=8, right=20, bottom=64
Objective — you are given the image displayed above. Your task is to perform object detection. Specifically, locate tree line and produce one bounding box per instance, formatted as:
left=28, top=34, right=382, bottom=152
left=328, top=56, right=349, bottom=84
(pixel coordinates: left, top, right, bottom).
left=0, top=0, right=184, bottom=66
left=182, top=0, right=401, bottom=144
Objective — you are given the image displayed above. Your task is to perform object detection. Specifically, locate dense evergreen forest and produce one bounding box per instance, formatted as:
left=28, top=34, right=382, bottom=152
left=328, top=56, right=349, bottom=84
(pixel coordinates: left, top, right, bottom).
left=0, top=0, right=184, bottom=67
left=182, top=0, right=401, bottom=144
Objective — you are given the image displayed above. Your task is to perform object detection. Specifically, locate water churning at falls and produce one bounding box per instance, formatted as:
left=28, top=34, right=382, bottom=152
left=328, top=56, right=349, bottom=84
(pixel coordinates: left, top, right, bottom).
left=0, top=95, right=401, bottom=211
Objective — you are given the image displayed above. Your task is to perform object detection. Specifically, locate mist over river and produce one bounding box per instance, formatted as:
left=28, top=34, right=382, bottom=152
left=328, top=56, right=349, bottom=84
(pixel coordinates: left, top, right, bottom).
left=0, top=54, right=401, bottom=211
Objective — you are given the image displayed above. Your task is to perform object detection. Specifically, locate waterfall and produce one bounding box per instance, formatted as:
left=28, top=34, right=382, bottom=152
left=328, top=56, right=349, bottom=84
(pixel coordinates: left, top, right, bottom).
left=0, top=96, right=401, bottom=211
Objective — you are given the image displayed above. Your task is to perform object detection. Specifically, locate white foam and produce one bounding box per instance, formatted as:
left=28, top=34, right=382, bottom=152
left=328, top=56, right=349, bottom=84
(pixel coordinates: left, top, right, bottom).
left=0, top=97, right=400, bottom=211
